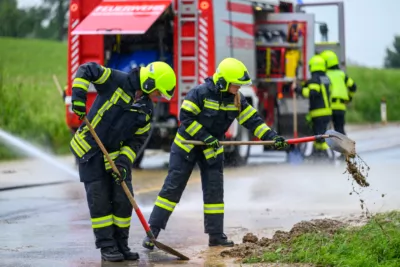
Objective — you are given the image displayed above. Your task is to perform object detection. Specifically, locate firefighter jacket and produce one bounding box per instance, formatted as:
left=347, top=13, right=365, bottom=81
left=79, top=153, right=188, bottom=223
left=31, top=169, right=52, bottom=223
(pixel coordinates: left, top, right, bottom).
left=326, top=66, right=357, bottom=111
left=69, top=62, right=152, bottom=170
left=174, top=77, right=277, bottom=162
left=300, top=71, right=332, bottom=118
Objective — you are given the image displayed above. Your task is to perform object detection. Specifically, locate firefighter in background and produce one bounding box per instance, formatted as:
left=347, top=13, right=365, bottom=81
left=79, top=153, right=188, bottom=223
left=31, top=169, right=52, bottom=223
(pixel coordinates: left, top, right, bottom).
left=295, top=55, right=332, bottom=158
left=142, top=58, right=289, bottom=249
left=320, top=50, right=357, bottom=135
left=70, top=61, right=176, bottom=262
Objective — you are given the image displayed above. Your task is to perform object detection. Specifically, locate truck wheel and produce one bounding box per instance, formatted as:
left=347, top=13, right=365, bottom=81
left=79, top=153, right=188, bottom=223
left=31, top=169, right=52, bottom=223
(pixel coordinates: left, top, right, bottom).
left=224, top=128, right=250, bottom=167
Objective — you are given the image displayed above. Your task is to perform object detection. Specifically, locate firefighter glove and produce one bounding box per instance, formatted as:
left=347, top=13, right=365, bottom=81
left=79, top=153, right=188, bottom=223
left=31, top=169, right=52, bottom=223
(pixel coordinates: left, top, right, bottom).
left=111, top=165, right=127, bottom=185
left=273, top=135, right=289, bottom=150
left=203, top=135, right=220, bottom=150
left=72, top=101, right=86, bottom=120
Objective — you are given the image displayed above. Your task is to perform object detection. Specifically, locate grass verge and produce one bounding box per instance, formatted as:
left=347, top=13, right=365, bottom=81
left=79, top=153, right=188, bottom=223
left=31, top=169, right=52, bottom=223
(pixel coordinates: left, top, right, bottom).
left=245, top=211, right=400, bottom=267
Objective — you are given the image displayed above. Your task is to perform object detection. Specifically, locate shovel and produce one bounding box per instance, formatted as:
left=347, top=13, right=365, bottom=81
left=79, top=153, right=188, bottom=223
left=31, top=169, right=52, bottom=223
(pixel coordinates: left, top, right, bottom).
left=83, top=117, right=189, bottom=261
left=287, top=78, right=303, bottom=163
left=182, top=129, right=356, bottom=157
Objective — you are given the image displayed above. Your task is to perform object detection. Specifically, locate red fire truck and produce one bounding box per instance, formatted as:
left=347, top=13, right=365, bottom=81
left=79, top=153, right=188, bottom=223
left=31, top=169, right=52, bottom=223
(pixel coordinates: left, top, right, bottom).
left=65, top=0, right=346, bottom=166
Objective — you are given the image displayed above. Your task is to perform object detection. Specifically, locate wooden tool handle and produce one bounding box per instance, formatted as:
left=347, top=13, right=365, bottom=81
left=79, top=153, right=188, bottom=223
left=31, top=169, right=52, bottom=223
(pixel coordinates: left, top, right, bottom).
left=291, top=79, right=298, bottom=138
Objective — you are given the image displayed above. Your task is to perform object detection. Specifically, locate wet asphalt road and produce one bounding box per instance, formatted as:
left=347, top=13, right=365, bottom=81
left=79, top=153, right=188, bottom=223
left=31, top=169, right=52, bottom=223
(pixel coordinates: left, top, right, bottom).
left=1, top=124, right=400, bottom=266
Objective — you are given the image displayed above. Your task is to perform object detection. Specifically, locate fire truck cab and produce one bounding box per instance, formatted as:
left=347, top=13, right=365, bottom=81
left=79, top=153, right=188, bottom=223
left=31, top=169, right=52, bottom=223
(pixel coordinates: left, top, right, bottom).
left=66, top=0, right=346, bottom=167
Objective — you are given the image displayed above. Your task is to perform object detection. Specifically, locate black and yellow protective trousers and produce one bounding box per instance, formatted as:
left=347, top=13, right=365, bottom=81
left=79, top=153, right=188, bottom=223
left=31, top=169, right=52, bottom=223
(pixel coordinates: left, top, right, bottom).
left=148, top=143, right=225, bottom=234
left=79, top=153, right=133, bottom=249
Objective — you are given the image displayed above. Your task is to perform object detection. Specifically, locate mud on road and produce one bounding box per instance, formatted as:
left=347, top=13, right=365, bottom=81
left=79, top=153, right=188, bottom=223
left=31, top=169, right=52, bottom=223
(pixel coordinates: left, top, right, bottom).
left=220, top=218, right=346, bottom=261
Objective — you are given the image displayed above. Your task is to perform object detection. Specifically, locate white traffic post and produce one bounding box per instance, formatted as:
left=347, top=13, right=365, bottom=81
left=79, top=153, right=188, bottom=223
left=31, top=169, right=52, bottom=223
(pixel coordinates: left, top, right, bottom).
left=380, top=97, right=387, bottom=125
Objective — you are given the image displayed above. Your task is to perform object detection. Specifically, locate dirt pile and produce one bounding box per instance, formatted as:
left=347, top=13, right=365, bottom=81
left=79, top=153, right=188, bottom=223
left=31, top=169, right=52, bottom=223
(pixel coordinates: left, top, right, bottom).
left=345, top=154, right=370, bottom=187
left=221, top=218, right=345, bottom=259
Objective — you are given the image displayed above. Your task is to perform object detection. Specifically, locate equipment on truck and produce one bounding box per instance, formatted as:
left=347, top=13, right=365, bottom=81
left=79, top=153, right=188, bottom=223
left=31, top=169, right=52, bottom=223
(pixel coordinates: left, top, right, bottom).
left=65, top=0, right=346, bottom=167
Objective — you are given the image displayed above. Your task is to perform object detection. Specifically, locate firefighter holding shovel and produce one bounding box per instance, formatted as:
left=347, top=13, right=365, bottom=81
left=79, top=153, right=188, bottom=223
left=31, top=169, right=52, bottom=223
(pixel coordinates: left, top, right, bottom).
left=142, top=58, right=288, bottom=250
left=69, top=61, right=176, bottom=262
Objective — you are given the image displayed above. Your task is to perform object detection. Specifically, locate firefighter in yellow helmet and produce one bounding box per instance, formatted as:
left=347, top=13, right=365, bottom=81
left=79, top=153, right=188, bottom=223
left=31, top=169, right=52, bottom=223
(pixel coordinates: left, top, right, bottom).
left=295, top=55, right=332, bottom=159
left=142, top=58, right=288, bottom=249
left=320, top=50, right=357, bottom=135
left=69, top=61, right=176, bottom=262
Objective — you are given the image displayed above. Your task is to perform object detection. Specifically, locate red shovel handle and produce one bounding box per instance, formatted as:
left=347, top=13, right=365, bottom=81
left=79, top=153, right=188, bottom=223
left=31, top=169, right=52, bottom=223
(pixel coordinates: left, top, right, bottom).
left=133, top=206, right=156, bottom=239
left=287, top=134, right=329, bottom=144
left=134, top=206, right=151, bottom=232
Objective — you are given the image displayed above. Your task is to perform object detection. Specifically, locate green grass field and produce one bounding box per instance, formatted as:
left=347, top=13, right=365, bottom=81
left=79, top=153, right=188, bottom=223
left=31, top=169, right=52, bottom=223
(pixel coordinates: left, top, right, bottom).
left=346, top=66, right=400, bottom=123
left=0, top=37, right=399, bottom=160
left=0, top=37, right=70, bottom=159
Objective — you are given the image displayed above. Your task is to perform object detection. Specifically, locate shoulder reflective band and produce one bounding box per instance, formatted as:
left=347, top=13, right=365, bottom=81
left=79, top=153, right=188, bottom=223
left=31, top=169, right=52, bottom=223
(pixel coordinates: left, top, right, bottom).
left=93, top=66, right=111, bottom=84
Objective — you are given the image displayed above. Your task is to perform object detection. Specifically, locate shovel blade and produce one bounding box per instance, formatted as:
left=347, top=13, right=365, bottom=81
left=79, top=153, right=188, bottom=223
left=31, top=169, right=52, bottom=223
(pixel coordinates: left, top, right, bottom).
left=325, top=130, right=356, bottom=156
left=153, top=240, right=190, bottom=260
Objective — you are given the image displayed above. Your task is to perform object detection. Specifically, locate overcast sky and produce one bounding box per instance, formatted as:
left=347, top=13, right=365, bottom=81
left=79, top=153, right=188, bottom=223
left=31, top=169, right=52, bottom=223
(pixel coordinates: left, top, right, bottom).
left=17, top=0, right=400, bottom=68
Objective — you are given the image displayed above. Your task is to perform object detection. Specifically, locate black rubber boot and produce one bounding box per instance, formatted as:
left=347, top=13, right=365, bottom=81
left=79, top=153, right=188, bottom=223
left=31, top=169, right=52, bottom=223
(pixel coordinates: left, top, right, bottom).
left=120, top=248, right=139, bottom=261
left=142, top=226, right=160, bottom=250
left=100, top=246, right=124, bottom=262
left=209, top=233, right=234, bottom=247
left=116, top=243, right=139, bottom=261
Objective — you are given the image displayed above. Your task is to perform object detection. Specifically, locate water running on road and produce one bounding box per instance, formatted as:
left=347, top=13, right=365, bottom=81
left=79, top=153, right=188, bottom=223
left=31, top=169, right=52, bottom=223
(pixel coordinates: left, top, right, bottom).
left=0, top=128, right=78, bottom=178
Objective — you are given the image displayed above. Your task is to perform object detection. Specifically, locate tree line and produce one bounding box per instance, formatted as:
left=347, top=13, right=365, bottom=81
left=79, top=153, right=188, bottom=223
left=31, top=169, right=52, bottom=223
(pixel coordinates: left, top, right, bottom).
left=0, top=0, right=69, bottom=41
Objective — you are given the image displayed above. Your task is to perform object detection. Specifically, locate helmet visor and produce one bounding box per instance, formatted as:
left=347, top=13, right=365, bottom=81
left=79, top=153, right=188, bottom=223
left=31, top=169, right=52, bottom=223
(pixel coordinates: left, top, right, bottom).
left=160, top=86, right=175, bottom=101
left=238, top=71, right=251, bottom=82
left=233, top=71, right=252, bottom=86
